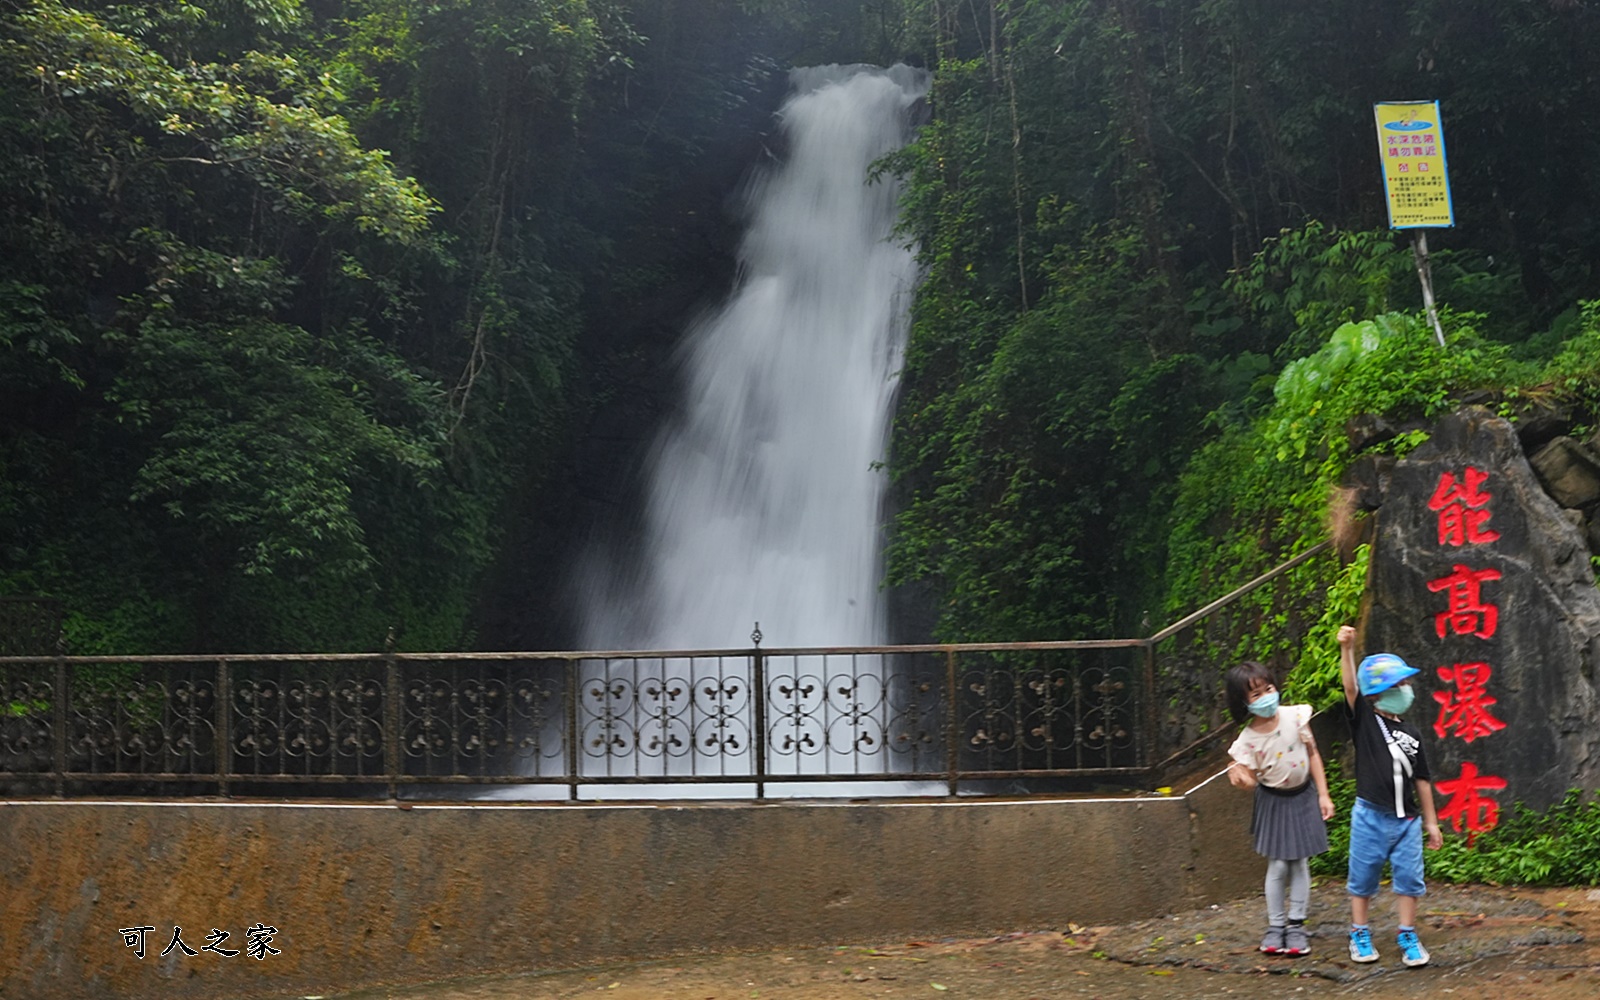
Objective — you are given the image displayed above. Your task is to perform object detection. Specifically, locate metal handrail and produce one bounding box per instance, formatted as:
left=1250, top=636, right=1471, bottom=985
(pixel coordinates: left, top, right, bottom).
left=0, top=545, right=1338, bottom=799
left=1148, top=541, right=1332, bottom=643
left=0, top=637, right=1152, bottom=666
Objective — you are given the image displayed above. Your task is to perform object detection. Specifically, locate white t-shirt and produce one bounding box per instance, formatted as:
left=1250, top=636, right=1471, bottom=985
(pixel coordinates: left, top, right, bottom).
left=1227, top=703, right=1314, bottom=790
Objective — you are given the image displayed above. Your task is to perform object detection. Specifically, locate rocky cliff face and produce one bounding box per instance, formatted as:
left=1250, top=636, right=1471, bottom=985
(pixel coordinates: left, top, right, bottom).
left=1361, top=406, right=1600, bottom=824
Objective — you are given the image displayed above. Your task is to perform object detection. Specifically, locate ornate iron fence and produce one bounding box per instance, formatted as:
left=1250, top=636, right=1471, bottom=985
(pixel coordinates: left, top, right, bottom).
left=0, top=544, right=1330, bottom=799
left=0, top=641, right=1148, bottom=797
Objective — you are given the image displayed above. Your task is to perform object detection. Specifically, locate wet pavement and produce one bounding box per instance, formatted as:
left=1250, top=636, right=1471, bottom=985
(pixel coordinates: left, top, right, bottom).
left=1093, top=882, right=1584, bottom=981
left=300, top=885, right=1600, bottom=1000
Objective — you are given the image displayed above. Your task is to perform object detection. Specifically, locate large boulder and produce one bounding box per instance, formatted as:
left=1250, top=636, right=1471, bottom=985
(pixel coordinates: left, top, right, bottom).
left=1528, top=435, right=1600, bottom=510
left=1364, top=407, right=1600, bottom=827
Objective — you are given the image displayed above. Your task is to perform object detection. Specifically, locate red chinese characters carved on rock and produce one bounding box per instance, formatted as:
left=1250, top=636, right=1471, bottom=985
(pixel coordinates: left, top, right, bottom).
left=1425, top=468, right=1510, bottom=842
left=1427, top=466, right=1501, bottom=546
left=1435, top=762, right=1508, bottom=845
left=1432, top=662, right=1507, bottom=743
left=1426, top=563, right=1503, bottom=639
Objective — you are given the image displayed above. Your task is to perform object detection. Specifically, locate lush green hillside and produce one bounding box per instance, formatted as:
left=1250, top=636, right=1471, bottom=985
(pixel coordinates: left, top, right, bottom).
left=883, top=1, right=1600, bottom=657
left=0, top=0, right=896, bottom=652
left=7, top=0, right=1600, bottom=656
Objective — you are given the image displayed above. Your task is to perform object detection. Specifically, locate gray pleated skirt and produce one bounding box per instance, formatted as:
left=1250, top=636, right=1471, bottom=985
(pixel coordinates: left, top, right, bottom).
left=1252, top=781, right=1329, bottom=860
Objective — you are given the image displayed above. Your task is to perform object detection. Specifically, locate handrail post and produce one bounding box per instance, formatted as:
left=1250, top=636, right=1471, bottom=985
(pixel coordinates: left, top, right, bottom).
left=216, top=657, right=231, bottom=798
left=52, top=638, right=67, bottom=798
left=1142, top=641, right=1158, bottom=771
left=751, top=623, right=766, bottom=800
left=566, top=658, right=580, bottom=801
left=945, top=649, right=959, bottom=797
left=384, top=628, right=400, bottom=802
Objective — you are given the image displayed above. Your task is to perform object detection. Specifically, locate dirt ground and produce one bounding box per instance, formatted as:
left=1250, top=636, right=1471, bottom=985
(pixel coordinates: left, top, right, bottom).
left=315, top=884, right=1600, bottom=1000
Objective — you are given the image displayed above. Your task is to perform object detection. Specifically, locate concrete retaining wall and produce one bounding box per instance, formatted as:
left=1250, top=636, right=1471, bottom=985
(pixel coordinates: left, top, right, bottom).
left=0, top=772, right=1254, bottom=1000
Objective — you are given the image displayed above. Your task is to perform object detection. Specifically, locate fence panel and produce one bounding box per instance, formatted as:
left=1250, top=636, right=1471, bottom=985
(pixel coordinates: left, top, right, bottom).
left=952, top=645, right=1144, bottom=778
left=224, top=657, right=386, bottom=783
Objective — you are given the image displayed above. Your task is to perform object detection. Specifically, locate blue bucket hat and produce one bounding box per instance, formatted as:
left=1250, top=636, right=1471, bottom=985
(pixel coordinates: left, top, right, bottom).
left=1357, top=652, right=1419, bottom=696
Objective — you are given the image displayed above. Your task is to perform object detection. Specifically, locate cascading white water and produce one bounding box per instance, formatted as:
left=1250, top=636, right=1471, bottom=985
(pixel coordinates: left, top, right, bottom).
left=580, top=64, right=929, bottom=650
left=515, top=65, right=940, bottom=802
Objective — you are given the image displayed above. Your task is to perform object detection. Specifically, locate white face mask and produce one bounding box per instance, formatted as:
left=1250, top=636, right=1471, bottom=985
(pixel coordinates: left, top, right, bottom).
left=1374, top=684, right=1414, bottom=715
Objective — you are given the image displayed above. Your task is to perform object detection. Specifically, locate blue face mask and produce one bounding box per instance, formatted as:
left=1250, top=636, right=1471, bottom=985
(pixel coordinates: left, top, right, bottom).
left=1247, top=691, right=1280, bottom=718
left=1374, top=684, right=1414, bottom=715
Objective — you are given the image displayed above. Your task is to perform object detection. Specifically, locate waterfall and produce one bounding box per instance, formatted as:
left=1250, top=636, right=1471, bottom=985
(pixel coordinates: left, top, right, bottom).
left=510, top=65, right=936, bottom=802
left=579, top=64, right=929, bottom=650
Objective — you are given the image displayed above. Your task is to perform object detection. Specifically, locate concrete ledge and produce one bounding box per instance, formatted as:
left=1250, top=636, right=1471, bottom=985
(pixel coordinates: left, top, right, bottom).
left=0, top=782, right=1254, bottom=999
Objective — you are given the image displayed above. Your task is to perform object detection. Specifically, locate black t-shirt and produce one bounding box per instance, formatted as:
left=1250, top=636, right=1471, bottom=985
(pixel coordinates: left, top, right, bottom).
left=1343, top=694, right=1431, bottom=817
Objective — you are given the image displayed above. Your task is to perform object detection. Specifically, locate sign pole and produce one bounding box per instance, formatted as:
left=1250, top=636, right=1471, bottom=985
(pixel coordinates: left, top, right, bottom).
left=1375, top=100, right=1454, bottom=348
left=1412, top=229, right=1447, bottom=348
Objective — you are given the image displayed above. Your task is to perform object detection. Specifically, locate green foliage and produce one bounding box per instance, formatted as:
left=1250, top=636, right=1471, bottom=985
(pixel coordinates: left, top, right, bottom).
left=1307, top=754, right=1357, bottom=882
left=1164, top=309, right=1525, bottom=702
left=0, top=0, right=509, bottom=650
left=1310, top=760, right=1600, bottom=887
left=10, top=1, right=436, bottom=241
left=1225, top=223, right=1415, bottom=364
left=1521, top=302, right=1600, bottom=411
left=111, top=315, right=438, bottom=578
left=2, top=0, right=918, bottom=653
left=887, top=221, right=1213, bottom=640
left=1426, top=790, right=1600, bottom=886
left=1155, top=293, right=1600, bottom=732
left=62, top=595, right=192, bottom=657
left=1280, top=543, right=1368, bottom=711
left=1169, top=286, right=1600, bottom=707
left=888, top=0, right=1600, bottom=655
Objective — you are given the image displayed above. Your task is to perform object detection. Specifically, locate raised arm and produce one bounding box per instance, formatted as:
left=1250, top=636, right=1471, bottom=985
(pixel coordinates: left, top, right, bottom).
left=1337, top=624, right=1359, bottom=708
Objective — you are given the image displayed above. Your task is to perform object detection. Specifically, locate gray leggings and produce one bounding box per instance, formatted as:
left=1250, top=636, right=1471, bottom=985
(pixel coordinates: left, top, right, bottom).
left=1265, top=857, right=1311, bottom=926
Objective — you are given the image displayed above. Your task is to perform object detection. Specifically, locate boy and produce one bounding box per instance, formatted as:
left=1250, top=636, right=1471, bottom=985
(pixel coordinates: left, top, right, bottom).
left=1336, top=624, right=1443, bottom=967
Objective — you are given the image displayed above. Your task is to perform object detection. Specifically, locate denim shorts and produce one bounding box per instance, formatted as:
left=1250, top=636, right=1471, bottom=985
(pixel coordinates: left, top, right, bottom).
left=1347, top=797, right=1426, bottom=898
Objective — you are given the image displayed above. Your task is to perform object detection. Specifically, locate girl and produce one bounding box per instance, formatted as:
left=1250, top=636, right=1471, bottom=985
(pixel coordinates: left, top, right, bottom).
left=1225, top=661, right=1336, bottom=957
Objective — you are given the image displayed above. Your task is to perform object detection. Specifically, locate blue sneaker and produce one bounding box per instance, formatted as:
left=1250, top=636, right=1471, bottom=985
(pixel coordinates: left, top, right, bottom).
left=1397, top=928, right=1430, bottom=967
left=1348, top=926, right=1379, bottom=963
